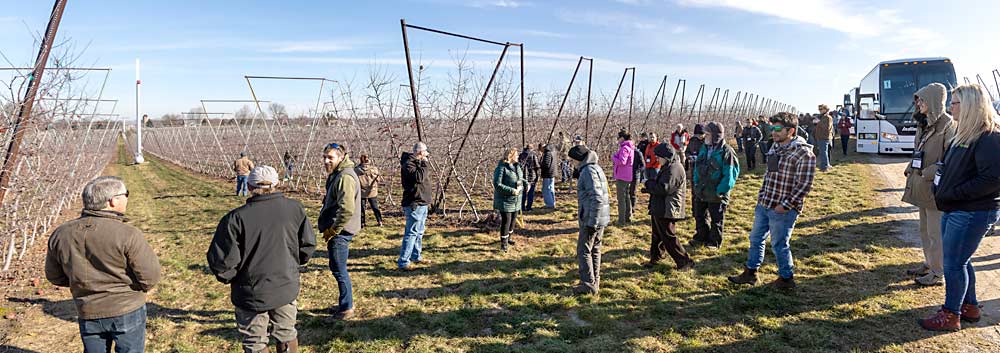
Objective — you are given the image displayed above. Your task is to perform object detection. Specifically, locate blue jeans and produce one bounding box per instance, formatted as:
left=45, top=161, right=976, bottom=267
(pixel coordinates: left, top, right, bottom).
left=542, top=178, right=556, bottom=208
left=236, top=175, right=248, bottom=196
left=327, top=234, right=353, bottom=312
left=398, top=205, right=427, bottom=268
left=522, top=180, right=537, bottom=211
left=745, top=205, right=800, bottom=279
left=736, top=137, right=744, bottom=153
left=79, top=305, right=146, bottom=353
left=941, top=209, right=1000, bottom=313
left=816, top=140, right=831, bottom=170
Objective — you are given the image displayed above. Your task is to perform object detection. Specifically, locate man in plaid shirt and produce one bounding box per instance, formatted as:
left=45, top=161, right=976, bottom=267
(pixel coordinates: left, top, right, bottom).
left=728, top=112, right=816, bottom=289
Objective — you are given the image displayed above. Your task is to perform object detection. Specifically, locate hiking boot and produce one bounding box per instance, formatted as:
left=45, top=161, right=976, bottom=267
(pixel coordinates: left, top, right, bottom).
left=769, top=276, right=796, bottom=290
left=500, top=237, right=509, bottom=252
left=906, top=264, right=931, bottom=276
left=914, top=273, right=943, bottom=286
left=918, top=309, right=960, bottom=331
left=960, top=303, right=982, bottom=323
left=506, top=232, right=516, bottom=246
left=276, top=339, right=299, bottom=353
left=332, top=309, right=355, bottom=321
left=727, top=266, right=758, bottom=285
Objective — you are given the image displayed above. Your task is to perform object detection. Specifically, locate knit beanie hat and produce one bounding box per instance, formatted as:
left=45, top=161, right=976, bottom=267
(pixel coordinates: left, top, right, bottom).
left=693, top=123, right=705, bottom=135
left=653, top=143, right=675, bottom=159
left=568, top=145, right=590, bottom=162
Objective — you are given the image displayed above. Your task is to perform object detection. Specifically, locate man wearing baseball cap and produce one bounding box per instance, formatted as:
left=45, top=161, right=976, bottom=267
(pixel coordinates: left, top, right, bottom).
left=208, top=166, right=316, bottom=353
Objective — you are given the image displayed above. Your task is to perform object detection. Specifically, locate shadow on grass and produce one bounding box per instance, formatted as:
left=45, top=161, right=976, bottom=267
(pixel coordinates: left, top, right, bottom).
left=0, top=345, right=42, bottom=353
left=5, top=298, right=230, bottom=326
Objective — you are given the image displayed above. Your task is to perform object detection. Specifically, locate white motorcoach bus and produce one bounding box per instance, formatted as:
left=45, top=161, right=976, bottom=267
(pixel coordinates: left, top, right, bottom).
left=849, top=58, right=957, bottom=154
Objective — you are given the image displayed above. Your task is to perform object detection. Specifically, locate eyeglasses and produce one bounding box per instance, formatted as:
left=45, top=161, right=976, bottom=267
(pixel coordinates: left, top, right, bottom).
left=115, top=191, right=129, bottom=198
left=770, top=125, right=787, bottom=132
left=950, top=101, right=961, bottom=105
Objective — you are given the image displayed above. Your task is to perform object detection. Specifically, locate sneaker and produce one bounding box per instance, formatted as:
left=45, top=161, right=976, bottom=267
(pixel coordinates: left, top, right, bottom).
left=727, top=266, right=758, bottom=285
left=906, top=264, right=931, bottom=276
left=918, top=309, right=960, bottom=331
left=332, top=309, right=355, bottom=320
left=960, top=303, right=982, bottom=323
left=914, top=273, right=943, bottom=286
left=769, top=276, right=796, bottom=290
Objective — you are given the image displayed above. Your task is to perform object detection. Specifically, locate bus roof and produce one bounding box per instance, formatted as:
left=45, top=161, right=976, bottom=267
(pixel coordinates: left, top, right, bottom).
left=878, top=57, right=951, bottom=65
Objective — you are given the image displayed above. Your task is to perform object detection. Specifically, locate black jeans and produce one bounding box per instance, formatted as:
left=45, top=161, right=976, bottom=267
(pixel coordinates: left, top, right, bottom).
left=360, top=197, right=383, bottom=227
left=499, top=211, right=516, bottom=239
left=745, top=142, right=757, bottom=170
left=840, top=135, right=850, bottom=155
left=692, top=198, right=727, bottom=247
left=650, top=217, right=691, bottom=266
left=629, top=171, right=640, bottom=211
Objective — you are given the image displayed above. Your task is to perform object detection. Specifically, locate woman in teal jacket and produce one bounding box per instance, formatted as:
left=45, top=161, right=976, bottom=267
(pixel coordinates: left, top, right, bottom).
left=493, top=148, right=527, bottom=251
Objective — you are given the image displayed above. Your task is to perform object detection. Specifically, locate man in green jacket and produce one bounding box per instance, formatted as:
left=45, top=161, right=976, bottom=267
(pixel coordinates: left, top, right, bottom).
left=691, top=122, right=741, bottom=249
left=317, top=143, right=362, bottom=320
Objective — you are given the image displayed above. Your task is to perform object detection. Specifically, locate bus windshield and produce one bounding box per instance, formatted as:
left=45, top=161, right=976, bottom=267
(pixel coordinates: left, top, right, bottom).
left=880, top=63, right=957, bottom=114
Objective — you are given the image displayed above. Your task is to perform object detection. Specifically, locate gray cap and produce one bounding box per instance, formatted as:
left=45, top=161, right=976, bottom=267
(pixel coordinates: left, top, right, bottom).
left=248, top=166, right=279, bottom=189
left=413, top=142, right=428, bottom=153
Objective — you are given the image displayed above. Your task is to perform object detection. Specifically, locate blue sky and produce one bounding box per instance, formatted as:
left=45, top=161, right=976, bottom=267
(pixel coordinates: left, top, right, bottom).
left=3, top=0, right=999, bottom=119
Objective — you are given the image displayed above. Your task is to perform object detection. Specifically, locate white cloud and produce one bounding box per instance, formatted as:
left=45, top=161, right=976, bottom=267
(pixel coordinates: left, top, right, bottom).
left=520, top=29, right=572, bottom=39
left=556, top=10, right=666, bottom=31
left=270, top=41, right=354, bottom=53
left=468, top=0, right=529, bottom=8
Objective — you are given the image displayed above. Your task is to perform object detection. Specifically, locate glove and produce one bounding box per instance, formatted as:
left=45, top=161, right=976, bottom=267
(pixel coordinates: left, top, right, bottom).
left=322, top=228, right=338, bottom=242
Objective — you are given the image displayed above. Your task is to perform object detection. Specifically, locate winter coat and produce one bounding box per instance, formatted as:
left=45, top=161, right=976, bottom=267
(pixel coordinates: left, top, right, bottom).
left=742, top=125, right=762, bottom=145
left=401, top=152, right=433, bottom=207
left=318, top=157, right=362, bottom=238
left=686, top=136, right=705, bottom=158
left=45, top=210, right=161, bottom=320
left=233, top=157, right=255, bottom=176
left=540, top=144, right=559, bottom=179
left=636, top=140, right=650, bottom=164
left=632, top=147, right=645, bottom=174
left=644, top=141, right=661, bottom=169
left=559, top=135, right=572, bottom=160
left=934, top=131, right=1000, bottom=212
left=903, top=83, right=956, bottom=210
left=519, top=148, right=541, bottom=182
left=355, top=163, right=380, bottom=199
left=692, top=142, right=740, bottom=203
left=576, top=151, right=611, bottom=228
left=815, top=113, right=834, bottom=141
left=612, top=140, right=636, bottom=182
left=837, top=117, right=853, bottom=136
left=208, top=193, right=316, bottom=312
left=644, top=147, right=686, bottom=220
left=492, top=161, right=527, bottom=213
left=670, top=131, right=689, bottom=151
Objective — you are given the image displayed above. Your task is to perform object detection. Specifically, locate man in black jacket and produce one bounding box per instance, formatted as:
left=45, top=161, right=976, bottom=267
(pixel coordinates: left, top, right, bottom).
left=540, top=144, right=559, bottom=208
left=399, top=142, right=433, bottom=271
left=208, top=166, right=316, bottom=353
left=519, top=145, right=541, bottom=211
left=642, top=144, right=693, bottom=269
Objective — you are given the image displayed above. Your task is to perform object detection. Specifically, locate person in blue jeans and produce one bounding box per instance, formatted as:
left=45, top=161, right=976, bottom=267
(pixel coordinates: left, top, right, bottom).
left=919, top=84, right=1000, bottom=331
left=540, top=144, right=559, bottom=208
left=317, top=143, right=362, bottom=320
left=399, top=142, right=433, bottom=270
left=728, top=112, right=816, bottom=289
left=233, top=152, right=254, bottom=196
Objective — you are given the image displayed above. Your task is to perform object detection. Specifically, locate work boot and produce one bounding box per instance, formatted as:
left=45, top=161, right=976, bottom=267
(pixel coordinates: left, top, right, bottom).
left=769, top=275, right=797, bottom=290
left=332, top=309, right=354, bottom=321
left=906, top=264, right=930, bottom=276
left=914, top=273, right=943, bottom=286
left=727, top=266, right=758, bottom=285
left=918, top=309, right=961, bottom=331
left=276, top=339, right=299, bottom=353
left=961, top=303, right=982, bottom=323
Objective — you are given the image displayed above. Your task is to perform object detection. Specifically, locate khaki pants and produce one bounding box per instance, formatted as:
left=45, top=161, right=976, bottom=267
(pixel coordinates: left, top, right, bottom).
left=918, top=207, right=944, bottom=275
left=235, top=302, right=297, bottom=353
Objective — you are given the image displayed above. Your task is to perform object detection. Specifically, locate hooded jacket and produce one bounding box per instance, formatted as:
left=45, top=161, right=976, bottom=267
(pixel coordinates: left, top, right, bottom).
left=493, top=160, right=527, bottom=212
left=401, top=152, right=433, bottom=207
left=540, top=144, right=559, bottom=179
left=355, top=163, right=380, bottom=199
left=693, top=123, right=740, bottom=203
left=318, top=156, right=362, bottom=238
left=612, top=140, right=636, bottom=182
left=208, top=193, right=316, bottom=312
left=644, top=145, right=686, bottom=220
left=576, top=151, right=611, bottom=228
left=902, top=83, right=956, bottom=210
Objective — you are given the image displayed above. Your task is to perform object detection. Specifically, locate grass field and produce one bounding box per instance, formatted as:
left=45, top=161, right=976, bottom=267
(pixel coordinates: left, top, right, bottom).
left=6, top=144, right=987, bottom=353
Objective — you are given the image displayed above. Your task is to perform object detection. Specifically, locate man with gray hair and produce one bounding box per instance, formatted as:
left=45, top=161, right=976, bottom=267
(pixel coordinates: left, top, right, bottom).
left=398, top=142, right=432, bottom=271
left=209, top=166, right=316, bottom=353
left=46, top=176, right=161, bottom=352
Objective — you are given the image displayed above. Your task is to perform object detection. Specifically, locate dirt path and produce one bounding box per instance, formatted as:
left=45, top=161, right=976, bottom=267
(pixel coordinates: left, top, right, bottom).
left=868, top=155, right=1000, bottom=346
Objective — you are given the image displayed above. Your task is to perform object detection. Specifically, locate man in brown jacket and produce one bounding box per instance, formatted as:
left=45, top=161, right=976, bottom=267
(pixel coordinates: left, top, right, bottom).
left=355, top=154, right=384, bottom=227
left=902, top=83, right=956, bottom=286
left=46, top=176, right=161, bottom=352
left=233, top=152, right=255, bottom=196
left=815, top=104, right=835, bottom=171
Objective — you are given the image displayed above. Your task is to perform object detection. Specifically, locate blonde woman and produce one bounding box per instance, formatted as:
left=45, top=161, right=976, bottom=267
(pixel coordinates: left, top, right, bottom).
left=919, top=84, right=1000, bottom=331
left=493, top=148, right=527, bottom=252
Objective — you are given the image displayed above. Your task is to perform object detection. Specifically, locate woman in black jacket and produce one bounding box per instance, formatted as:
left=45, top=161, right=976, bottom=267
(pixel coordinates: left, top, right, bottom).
left=919, top=84, right=1000, bottom=332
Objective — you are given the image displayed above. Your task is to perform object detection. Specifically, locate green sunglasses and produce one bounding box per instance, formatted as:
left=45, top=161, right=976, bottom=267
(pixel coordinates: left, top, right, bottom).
left=770, top=125, right=786, bottom=132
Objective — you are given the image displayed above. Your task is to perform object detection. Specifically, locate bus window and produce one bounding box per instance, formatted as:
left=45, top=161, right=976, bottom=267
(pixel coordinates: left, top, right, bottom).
left=881, top=67, right=918, bottom=113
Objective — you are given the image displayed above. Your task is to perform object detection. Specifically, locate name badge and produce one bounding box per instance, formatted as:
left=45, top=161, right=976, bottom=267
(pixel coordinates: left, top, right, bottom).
left=933, top=161, right=945, bottom=186
left=911, top=159, right=922, bottom=169
left=934, top=174, right=940, bottom=186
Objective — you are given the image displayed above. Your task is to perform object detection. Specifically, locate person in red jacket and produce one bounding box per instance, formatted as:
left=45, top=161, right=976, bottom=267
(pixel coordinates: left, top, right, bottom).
left=837, top=115, right=853, bottom=156
left=644, top=133, right=661, bottom=181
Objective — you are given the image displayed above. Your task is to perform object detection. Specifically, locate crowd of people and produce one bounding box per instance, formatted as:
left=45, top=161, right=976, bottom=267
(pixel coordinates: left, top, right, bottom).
left=42, top=84, right=1000, bottom=351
